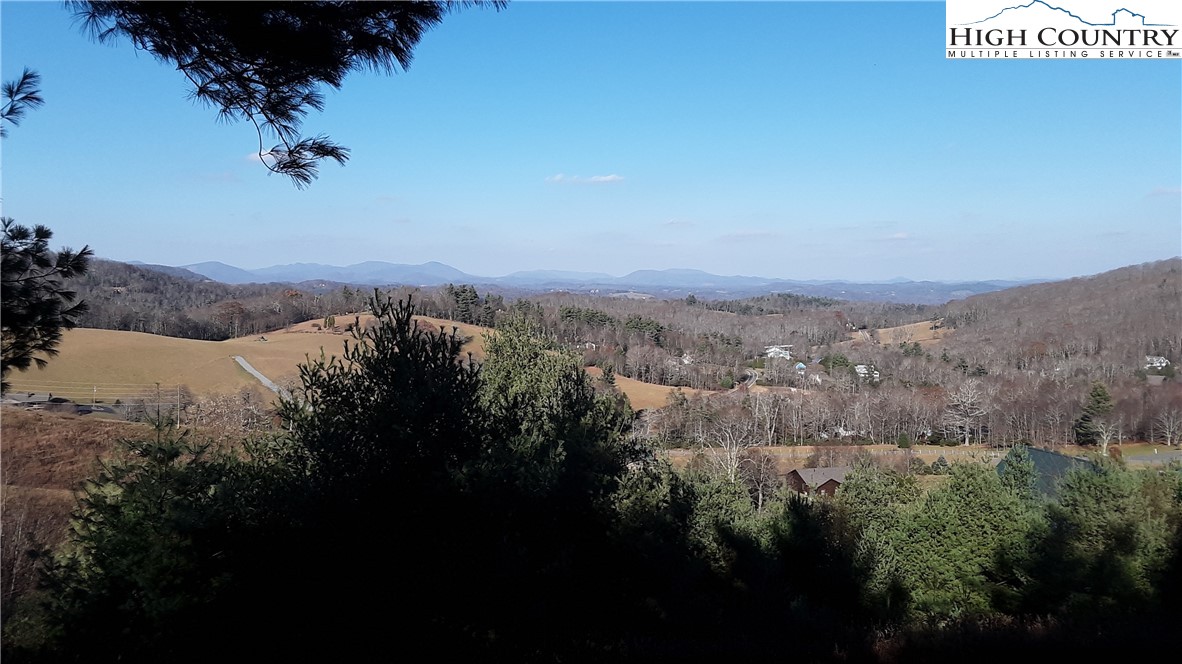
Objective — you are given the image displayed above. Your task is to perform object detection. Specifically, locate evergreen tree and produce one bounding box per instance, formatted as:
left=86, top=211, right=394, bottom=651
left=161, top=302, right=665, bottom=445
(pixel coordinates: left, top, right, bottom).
left=892, top=464, right=1034, bottom=618
left=1074, top=381, right=1115, bottom=446
left=1000, top=443, right=1038, bottom=503
left=1017, top=463, right=1175, bottom=616
left=1, top=219, right=92, bottom=391
left=931, top=455, right=951, bottom=475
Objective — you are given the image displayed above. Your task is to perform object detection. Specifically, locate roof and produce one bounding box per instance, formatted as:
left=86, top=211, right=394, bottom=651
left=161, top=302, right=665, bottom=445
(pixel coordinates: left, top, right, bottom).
left=793, top=466, right=852, bottom=488
left=996, top=447, right=1096, bottom=497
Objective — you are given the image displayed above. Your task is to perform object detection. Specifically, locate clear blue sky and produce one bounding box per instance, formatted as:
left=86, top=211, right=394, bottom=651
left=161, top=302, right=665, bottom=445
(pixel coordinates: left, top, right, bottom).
left=2, top=1, right=1179, bottom=281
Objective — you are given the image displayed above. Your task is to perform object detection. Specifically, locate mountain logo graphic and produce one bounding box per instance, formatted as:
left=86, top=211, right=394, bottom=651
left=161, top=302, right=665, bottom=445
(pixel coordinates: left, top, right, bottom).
left=962, top=1, right=1173, bottom=27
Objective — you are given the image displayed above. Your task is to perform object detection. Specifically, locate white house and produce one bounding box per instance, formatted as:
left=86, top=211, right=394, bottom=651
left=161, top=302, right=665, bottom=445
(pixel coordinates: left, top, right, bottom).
left=764, top=345, right=793, bottom=360
left=1146, top=355, right=1171, bottom=370
left=854, top=364, right=880, bottom=381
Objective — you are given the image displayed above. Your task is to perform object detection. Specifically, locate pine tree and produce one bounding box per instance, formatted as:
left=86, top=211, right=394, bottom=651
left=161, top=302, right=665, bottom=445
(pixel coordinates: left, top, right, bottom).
left=1000, top=444, right=1038, bottom=502
left=1074, top=381, right=1114, bottom=446
left=1, top=219, right=92, bottom=391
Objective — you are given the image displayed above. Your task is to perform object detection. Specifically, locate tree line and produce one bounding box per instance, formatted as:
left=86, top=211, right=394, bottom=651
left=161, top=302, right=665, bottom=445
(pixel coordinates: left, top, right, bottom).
left=68, top=259, right=504, bottom=341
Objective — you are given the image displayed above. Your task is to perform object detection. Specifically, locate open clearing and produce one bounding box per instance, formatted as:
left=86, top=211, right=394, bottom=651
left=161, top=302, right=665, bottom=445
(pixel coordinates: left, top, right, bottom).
left=873, top=319, right=950, bottom=346
left=834, top=319, right=951, bottom=351
left=4, top=316, right=489, bottom=402
left=5, top=317, right=705, bottom=411
left=584, top=366, right=714, bottom=410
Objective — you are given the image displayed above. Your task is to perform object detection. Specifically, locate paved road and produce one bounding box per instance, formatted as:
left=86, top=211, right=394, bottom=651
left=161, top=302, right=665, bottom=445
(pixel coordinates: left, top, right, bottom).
left=739, top=368, right=758, bottom=389
left=233, top=356, right=290, bottom=399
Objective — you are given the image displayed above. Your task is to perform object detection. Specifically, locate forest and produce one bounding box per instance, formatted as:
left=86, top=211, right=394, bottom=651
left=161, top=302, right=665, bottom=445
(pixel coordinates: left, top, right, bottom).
left=2, top=294, right=1180, bottom=662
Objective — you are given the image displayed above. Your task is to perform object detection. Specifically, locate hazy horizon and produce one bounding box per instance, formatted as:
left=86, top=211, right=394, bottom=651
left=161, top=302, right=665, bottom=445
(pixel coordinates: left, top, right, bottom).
left=121, top=253, right=1182, bottom=286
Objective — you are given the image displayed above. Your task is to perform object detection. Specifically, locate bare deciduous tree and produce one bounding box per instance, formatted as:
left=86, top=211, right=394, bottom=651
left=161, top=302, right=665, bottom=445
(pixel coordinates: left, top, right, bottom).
left=1154, top=409, right=1181, bottom=446
left=944, top=380, right=988, bottom=446
left=703, top=406, right=760, bottom=484
left=1094, top=417, right=1122, bottom=456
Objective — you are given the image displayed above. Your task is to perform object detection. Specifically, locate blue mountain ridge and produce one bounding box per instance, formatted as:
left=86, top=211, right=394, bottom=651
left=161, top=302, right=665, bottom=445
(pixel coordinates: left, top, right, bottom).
left=145, top=259, right=1056, bottom=305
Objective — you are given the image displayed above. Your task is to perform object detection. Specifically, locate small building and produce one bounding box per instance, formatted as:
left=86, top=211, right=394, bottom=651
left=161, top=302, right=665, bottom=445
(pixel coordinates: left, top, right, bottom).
left=764, top=345, right=793, bottom=360
left=854, top=364, right=880, bottom=381
left=1145, top=355, right=1171, bottom=370
left=786, top=466, right=851, bottom=496
left=795, top=361, right=807, bottom=373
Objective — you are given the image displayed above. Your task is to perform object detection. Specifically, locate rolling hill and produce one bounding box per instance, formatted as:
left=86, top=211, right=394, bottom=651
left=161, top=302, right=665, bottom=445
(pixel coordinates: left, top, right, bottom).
left=3, top=315, right=706, bottom=411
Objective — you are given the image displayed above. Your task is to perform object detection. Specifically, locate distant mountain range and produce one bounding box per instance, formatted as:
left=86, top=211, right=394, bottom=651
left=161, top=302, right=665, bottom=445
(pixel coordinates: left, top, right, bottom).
left=132, top=259, right=1048, bottom=305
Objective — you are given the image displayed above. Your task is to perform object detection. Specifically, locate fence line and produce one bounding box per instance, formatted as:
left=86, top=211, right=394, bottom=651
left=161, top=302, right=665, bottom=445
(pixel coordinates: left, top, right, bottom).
left=5, top=381, right=185, bottom=406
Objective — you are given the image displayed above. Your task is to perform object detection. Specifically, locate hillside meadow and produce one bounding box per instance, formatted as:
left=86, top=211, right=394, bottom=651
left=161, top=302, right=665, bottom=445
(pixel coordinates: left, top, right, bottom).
left=4, top=316, right=706, bottom=411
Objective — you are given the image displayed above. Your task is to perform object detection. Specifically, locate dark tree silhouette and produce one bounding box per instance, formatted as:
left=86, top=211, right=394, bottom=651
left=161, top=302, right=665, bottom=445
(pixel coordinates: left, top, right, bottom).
left=1, top=220, right=93, bottom=392
left=70, top=1, right=505, bottom=188
left=0, top=68, right=45, bottom=137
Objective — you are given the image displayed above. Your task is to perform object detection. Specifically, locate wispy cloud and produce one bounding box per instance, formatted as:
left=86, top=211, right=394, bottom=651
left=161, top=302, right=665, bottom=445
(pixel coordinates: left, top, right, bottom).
left=716, top=231, right=781, bottom=244
left=545, top=173, right=624, bottom=184
left=662, top=219, right=696, bottom=229
left=883, top=232, right=912, bottom=241
left=1148, top=186, right=1181, bottom=197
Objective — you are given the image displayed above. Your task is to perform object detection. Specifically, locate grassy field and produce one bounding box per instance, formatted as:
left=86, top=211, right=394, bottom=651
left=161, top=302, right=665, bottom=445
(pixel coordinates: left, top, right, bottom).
left=4, top=315, right=491, bottom=402
left=4, top=317, right=705, bottom=411
left=584, top=366, right=714, bottom=410
left=835, top=320, right=951, bottom=351
left=874, top=320, right=950, bottom=347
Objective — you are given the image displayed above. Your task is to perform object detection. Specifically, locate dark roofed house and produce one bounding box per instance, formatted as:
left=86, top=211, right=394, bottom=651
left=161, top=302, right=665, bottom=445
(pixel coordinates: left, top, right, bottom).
left=996, top=447, right=1096, bottom=497
left=786, top=466, right=851, bottom=496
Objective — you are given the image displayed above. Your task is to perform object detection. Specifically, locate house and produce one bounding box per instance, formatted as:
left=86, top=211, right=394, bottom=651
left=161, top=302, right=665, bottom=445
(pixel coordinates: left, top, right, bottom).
left=795, top=362, right=807, bottom=374
left=854, top=364, right=880, bottom=381
left=1145, top=355, right=1171, bottom=370
left=764, top=345, right=793, bottom=360
left=786, top=466, right=851, bottom=496
left=996, top=447, right=1096, bottom=497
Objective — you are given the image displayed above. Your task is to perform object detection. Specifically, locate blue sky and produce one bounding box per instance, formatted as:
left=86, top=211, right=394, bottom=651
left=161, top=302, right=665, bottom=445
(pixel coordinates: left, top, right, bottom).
left=2, top=1, right=1179, bottom=281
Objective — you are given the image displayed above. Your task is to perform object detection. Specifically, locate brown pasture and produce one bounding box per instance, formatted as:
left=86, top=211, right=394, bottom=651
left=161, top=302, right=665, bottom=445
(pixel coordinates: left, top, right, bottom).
left=5, top=317, right=700, bottom=412
left=873, top=320, right=950, bottom=347
left=5, top=315, right=492, bottom=403
left=584, top=366, right=715, bottom=411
